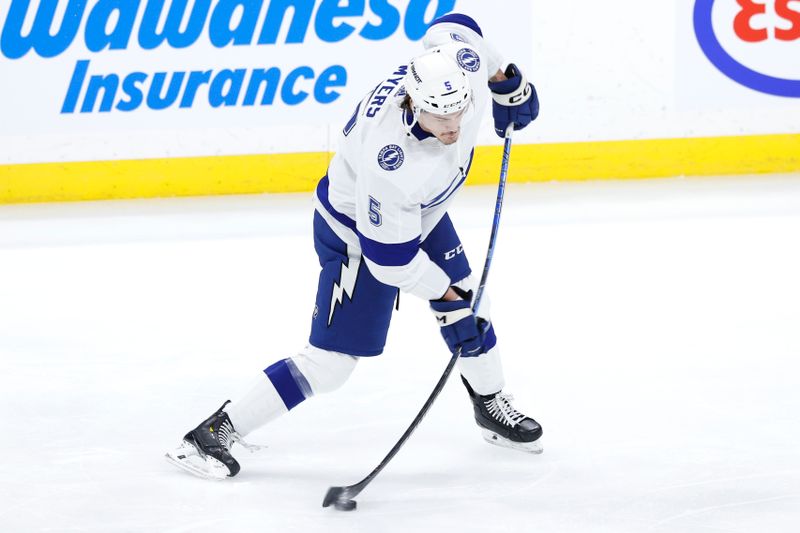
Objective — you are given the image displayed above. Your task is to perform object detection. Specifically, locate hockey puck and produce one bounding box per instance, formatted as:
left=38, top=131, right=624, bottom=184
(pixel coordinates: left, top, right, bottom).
left=333, top=499, right=357, bottom=512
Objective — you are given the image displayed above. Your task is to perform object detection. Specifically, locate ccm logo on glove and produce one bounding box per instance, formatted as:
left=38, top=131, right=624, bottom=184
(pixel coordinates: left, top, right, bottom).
left=488, top=63, right=539, bottom=137
left=430, top=289, right=488, bottom=357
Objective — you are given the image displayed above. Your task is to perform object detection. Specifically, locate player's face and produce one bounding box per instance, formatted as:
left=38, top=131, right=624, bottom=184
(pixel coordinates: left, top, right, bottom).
left=418, top=105, right=468, bottom=145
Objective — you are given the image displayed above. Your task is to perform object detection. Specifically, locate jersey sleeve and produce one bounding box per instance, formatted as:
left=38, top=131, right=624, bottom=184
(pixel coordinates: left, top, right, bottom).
left=354, top=170, right=451, bottom=300
left=422, top=13, right=504, bottom=78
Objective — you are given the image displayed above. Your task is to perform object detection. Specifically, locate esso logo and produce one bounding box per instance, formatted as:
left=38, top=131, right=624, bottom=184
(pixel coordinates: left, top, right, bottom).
left=734, top=0, right=800, bottom=41
left=694, top=0, right=800, bottom=97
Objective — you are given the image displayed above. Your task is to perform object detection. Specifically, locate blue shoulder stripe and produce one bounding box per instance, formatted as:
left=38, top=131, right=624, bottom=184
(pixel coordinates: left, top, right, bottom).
left=359, top=234, right=420, bottom=267
left=429, top=13, right=483, bottom=37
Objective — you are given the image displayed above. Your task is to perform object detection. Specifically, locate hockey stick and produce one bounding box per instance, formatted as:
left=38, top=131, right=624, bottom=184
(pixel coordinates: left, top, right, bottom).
left=322, top=128, right=514, bottom=511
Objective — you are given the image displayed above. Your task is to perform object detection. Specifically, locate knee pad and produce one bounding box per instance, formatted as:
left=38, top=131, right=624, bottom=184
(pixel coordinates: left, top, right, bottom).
left=291, top=345, right=359, bottom=395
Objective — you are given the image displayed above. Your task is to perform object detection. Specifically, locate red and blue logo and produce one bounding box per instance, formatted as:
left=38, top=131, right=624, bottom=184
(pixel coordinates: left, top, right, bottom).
left=694, top=0, right=800, bottom=97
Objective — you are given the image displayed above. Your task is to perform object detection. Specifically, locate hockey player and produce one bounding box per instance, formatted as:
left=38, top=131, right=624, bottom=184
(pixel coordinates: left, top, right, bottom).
left=166, top=13, right=542, bottom=480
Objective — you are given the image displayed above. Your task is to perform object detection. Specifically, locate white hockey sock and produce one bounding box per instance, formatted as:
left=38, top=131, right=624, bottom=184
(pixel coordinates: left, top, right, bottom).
left=223, top=345, right=358, bottom=437
left=451, top=274, right=505, bottom=394
left=223, top=374, right=288, bottom=437
left=457, top=345, right=505, bottom=396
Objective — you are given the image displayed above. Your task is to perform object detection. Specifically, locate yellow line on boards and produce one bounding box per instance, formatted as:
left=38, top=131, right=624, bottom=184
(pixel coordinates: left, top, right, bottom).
left=1, top=134, right=798, bottom=204
left=0, top=152, right=332, bottom=204
left=471, top=133, right=800, bottom=184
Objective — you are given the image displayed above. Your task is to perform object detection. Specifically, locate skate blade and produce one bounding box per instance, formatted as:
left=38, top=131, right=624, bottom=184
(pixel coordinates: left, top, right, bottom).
left=165, top=441, right=230, bottom=481
left=481, top=429, right=543, bottom=454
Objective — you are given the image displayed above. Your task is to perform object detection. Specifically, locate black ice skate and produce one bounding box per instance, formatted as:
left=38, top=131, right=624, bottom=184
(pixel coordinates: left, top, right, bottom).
left=461, top=376, right=543, bottom=454
left=165, top=401, right=256, bottom=480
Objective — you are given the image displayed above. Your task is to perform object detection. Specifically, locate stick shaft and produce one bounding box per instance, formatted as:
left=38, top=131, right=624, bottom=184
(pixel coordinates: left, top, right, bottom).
left=472, top=130, right=513, bottom=312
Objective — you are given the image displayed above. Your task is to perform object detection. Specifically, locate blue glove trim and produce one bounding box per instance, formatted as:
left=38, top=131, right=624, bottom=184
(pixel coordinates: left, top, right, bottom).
left=430, top=299, right=470, bottom=314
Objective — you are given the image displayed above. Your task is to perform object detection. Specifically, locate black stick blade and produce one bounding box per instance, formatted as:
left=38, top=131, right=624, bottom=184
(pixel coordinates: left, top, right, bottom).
left=322, top=486, right=357, bottom=511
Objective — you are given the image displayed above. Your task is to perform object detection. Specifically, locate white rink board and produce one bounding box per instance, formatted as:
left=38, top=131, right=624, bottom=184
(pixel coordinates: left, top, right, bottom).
left=0, top=0, right=531, bottom=164
left=1, top=0, right=799, bottom=165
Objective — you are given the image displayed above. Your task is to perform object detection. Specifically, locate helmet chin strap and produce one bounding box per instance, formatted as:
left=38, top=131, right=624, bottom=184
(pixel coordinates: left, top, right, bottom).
left=403, top=104, right=422, bottom=137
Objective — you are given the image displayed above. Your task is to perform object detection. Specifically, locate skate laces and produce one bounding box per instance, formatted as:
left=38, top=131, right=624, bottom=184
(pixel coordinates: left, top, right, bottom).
left=215, top=419, right=237, bottom=449
left=484, top=393, right=527, bottom=427
left=217, top=419, right=266, bottom=453
left=230, top=432, right=266, bottom=453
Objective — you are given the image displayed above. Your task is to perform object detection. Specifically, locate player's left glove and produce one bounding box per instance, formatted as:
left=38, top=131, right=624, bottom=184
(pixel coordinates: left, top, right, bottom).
left=430, top=291, right=490, bottom=357
left=488, top=63, right=539, bottom=137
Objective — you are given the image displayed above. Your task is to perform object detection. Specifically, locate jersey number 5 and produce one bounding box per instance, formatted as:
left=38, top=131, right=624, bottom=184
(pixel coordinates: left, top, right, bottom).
left=368, top=196, right=382, bottom=226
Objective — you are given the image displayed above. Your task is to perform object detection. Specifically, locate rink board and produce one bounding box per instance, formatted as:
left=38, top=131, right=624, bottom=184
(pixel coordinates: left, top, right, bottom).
left=2, top=133, right=799, bottom=204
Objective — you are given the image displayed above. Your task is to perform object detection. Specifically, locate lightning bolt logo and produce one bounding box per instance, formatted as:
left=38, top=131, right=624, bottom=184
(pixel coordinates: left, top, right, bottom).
left=328, top=254, right=360, bottom=326
left=378, top=144, right=404, bottom=171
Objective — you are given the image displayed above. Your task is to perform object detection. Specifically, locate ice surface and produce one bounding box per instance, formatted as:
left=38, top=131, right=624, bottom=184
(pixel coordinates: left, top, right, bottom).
left=1, top=174, right=799, bottom=532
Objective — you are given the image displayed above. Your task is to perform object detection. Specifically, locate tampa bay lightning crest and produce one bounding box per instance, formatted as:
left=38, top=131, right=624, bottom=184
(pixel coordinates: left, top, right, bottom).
left=378, top=144, right=404, bottom=171
left=456, top=48, right=480, bottom=72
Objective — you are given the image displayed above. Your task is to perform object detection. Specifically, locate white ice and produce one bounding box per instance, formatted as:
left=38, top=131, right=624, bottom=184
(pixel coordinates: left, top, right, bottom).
left=1, top=174, right=799, bottom=533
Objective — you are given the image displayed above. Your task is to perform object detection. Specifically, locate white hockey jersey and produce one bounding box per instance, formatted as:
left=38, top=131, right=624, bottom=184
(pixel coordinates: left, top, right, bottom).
left=314, top=17, right=503, bottom=301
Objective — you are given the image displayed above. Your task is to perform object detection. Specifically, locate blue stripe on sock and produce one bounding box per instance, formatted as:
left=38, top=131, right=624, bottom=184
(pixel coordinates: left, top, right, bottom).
left=264, top=359, right=307, bottom=410
left=285, top=358, right=313, bottom=399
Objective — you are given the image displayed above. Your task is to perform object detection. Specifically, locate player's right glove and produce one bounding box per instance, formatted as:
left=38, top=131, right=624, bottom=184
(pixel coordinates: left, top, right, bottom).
left=488, top=63, right=539, bottom=137
left=430, top=292, right=488, bottom=357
